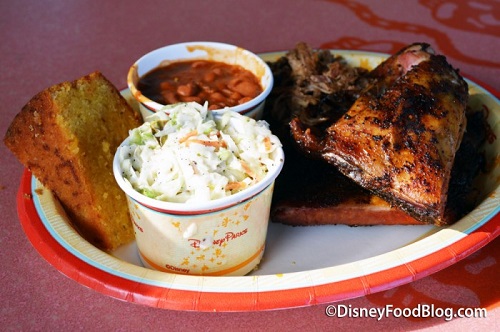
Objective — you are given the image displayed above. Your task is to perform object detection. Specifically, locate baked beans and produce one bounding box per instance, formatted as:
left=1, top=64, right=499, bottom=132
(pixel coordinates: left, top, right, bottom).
left=137, top=60, right=263, bottom=110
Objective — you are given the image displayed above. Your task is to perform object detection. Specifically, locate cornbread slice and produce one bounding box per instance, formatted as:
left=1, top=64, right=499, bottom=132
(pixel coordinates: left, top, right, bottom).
left=4, top=71, right=143, bottom=251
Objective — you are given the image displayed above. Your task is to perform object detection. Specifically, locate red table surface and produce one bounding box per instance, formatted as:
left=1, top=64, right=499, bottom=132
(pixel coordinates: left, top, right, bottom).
left=1, top=0, right=498, bottom=330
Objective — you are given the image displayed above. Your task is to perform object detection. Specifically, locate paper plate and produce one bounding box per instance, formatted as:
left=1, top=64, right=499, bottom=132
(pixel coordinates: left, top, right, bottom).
left=17, top=50, right=500, bottom=311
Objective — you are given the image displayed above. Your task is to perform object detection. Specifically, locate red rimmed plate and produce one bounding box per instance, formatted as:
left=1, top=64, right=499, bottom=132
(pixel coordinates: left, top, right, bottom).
left=17, top=51, right=500, bottom=312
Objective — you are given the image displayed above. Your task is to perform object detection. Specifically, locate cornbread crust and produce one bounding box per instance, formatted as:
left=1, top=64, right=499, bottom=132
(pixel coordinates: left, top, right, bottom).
left=4, top=71, right=143, bottom=251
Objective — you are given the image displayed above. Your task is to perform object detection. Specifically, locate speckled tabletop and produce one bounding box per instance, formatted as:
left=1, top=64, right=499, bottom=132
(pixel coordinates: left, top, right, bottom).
left=1, top=1, right=498, bottom=330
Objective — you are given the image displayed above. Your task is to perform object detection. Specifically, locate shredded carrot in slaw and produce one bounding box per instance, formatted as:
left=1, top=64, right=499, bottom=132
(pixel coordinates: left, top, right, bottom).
left=240, top=160, right=256, bottom=179
left=225, top=181, right=247, bottom=191
left=185, top=139, right=227, bottom=149
left=179, top=130, right=198, bottom=143
left=263, top=136, right=272, bottom=152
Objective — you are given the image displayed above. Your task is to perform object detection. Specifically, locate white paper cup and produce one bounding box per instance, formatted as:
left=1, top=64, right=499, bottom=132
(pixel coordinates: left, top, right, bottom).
left=113, top=137, right=284, bottom=276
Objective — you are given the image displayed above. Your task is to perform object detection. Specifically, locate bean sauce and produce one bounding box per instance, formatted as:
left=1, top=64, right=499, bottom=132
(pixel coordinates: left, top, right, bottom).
left=137, top=60, right=263, bottom=110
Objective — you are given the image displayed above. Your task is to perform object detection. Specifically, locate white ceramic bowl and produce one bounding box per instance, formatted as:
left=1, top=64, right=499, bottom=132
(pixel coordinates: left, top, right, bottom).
left=127, top=41, right=274, bottom=120
left=113, top=135, right=284, bottom=276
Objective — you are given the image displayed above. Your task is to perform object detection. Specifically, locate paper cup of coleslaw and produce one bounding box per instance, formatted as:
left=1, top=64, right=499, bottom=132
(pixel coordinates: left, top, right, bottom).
left=113, top=102, right=284, bottom=276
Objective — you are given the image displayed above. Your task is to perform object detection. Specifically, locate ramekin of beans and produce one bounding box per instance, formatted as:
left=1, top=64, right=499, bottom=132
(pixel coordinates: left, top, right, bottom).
left=127, top=42, right=273, bottom=120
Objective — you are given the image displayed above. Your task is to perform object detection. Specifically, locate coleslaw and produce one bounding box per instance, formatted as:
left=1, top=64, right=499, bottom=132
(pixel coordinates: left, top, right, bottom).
left=117, top=102, right=282, bottom=203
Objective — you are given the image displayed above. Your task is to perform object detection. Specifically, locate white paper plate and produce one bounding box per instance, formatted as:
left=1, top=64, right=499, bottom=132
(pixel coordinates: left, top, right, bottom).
left=17, top=50, right=500, bottom=311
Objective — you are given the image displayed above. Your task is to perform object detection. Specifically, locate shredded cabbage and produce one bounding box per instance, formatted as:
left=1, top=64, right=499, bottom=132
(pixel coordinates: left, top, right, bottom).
left=118, top=102, right=282, bottom=203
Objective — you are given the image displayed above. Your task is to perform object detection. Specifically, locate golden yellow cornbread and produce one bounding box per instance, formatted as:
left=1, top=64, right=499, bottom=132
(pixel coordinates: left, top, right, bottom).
left=4, top=71, right=143, bottom=250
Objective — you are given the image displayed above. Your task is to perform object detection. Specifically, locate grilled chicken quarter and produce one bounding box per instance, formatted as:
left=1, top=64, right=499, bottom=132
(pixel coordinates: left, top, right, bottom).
left=290, top=43, right=469, bottom=225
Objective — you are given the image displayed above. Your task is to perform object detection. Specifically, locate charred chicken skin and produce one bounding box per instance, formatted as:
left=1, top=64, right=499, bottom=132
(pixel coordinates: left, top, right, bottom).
left=290, top=43, right=469, bottom=225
